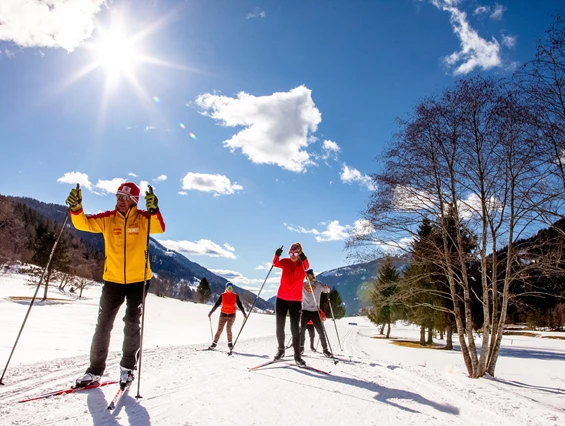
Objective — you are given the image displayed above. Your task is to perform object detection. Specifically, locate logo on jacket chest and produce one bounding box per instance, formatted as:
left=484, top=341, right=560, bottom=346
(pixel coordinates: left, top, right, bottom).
left=112, top=225, right=140, bottom=236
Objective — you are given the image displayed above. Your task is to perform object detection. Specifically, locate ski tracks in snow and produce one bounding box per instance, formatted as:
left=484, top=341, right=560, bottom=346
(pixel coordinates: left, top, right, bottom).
left=0, top=331, right=562, bottom=425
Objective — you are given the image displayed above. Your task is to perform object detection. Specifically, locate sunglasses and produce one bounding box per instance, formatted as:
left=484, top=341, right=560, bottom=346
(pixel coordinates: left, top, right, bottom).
left=116, top=194, right=132, bottom=201
left=289, top=252, right=300, bottom=257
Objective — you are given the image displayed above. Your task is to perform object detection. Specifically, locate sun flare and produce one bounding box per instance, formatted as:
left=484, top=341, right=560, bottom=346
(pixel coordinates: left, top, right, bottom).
left=94, top=30, right=139, bottom=78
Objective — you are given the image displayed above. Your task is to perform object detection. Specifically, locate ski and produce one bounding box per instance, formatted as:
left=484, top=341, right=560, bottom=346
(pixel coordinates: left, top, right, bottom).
left=107, top=383, right=131, bottom=410
left=248, top=359, right=284, bottom=371
left=18, top=381, right=117, bottom=403
left=285, top=362, right=331, bottom=375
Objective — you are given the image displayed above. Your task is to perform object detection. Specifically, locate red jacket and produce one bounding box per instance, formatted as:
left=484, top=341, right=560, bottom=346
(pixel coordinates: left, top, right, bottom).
left=273, top=255, right=310, bottom=302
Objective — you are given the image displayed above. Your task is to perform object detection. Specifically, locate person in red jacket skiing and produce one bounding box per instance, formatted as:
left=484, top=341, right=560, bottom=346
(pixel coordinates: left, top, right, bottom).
left=207, top=282, right=247, bottom=350
left=272, top=242, right=309, bottom=366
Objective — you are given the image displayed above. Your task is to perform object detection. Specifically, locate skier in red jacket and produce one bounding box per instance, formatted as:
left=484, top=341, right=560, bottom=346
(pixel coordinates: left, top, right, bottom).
left=272, top=242, right=309, bottom=366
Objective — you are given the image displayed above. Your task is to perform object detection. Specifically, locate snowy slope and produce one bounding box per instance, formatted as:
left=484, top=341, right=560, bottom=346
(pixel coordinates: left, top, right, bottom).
left=0, top=272, right=563, bottom=426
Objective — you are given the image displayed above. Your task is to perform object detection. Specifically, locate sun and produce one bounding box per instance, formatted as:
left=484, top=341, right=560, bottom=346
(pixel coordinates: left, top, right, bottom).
left=92, top=28, right=140, bottom=80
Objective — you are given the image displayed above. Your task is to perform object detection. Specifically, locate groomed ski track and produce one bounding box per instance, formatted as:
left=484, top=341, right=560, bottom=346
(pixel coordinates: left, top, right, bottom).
left=0, top=328, right=561, bottom=426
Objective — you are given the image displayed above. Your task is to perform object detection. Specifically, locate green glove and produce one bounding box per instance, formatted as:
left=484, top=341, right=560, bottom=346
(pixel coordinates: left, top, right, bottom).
left=65, top=188, right=82, bottom=212
left=275, top=247, right=283, bottom=257
left=145, top=191, right=159, bottom=214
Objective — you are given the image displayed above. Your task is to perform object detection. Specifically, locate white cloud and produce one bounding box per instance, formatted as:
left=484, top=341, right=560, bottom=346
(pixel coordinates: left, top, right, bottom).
left=95, top=178, right=126, bottom=194
left=224, top=243, right=235, bottom=251
left=154, top=175, right=167, bottom=182
left=473, top=6, right=489, bottom=16
left=4, top=49, right=16, bottom=59
left=246, top=8, right=266, bottom=19
left=57, top=172, right=93, bottom=190
left=181, top=172, right=243, bottom=196
left=128, top=172, right=138, bottom=178
left=145, top=126, right=156, bottom=131
left=210, top=268, right=279, bottom=294
left=431, top=0, right=501, bottom=74
left=392, top=185, right=437, bottom=211
left=178, top=191, right=187, bottom=195
left=158, top=239, right=237, bottom=259
left=321, top=140, right=341, bottom=161
left=285, top=219, right=370, bottom=243
left=340, top=164, right=376, bottom=191
left=0, top=0, right=106, bottom=52
left=502, top=35, right=516, bottom=48
left=490, top=4, right=505, bottom=20
left=195, top=85, right=321, bottom=173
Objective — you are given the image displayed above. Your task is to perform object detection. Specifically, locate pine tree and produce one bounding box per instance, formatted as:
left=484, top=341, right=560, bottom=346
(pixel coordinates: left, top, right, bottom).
left=321, top=288, right=346, bottom=319
left=197, top=277, right=212, bottom=303
left=368, top=257, right=401, bottom=338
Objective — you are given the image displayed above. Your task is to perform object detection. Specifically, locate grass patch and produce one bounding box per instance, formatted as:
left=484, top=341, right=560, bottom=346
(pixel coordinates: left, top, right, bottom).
left=503, top=331, right=539, bottom=337
left=391, top=340, right=444, bottom=350
left=541, top=335, right=565, bottom=341
left=8, top=296, right=73, bottom=304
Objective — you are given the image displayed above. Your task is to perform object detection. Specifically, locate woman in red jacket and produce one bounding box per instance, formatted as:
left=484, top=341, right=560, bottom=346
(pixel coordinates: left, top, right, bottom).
left=272, top=242, right=309, bottom=366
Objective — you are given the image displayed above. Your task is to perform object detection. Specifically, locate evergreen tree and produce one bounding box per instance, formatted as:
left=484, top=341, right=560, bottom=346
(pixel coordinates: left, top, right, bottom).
left=321, top=288, right=346, bottom=319
left=197, top=277, right=212, bottom=303
left=368, top=257, right=401, bottom=338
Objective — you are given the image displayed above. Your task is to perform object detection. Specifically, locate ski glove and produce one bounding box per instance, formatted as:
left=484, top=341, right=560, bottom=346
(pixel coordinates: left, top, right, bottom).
left=145, top=191, right=158, bottom=214
left=275, top=247, right=283, bottom=257
left=65, top=188, right=82, bottom=212
left=299, top=252, right=307, bottom=261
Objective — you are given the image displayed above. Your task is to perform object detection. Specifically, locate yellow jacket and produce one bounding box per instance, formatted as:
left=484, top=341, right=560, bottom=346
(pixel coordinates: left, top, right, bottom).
left=70, top=206, right=165, bottom=284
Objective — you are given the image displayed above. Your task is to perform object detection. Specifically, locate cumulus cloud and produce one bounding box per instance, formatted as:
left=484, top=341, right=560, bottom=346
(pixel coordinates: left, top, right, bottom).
left=57, top=171, right=93, bottom=190
left=0, top=0, right=106, bottom=52
left=95, top=178, right=126, bottom=194
left=128, top=172, right=138, bottom=177
left=154, top=175, right=167, bottom=182
left=340, top=164, right=376, bottom=191
left=430, top=0, right=502, bottom=74
left=181, top=172, right=243, bottom=196
left=158, top=239, right=236, bottom=259
left=246, top=7, right=266, bottom=19
left=195, top=85, right=321, bottom=173
left=285, top=218, right=372, bottom=242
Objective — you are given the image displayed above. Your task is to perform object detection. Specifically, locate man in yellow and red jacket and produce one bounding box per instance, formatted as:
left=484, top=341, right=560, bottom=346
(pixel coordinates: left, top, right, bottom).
left=65, top=182, right=165, bottom=388
left=207, top=282, right=247, bottom=351
left=272, top=242, right=309, bottom=366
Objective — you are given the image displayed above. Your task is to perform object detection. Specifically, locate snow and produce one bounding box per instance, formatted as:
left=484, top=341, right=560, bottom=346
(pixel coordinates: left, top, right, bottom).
left=0, top=271, right=564, bottom=425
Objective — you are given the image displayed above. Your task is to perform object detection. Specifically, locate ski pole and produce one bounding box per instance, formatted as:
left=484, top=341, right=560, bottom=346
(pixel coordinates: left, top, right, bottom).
left=327, top=291, right=343, bottom=351
left=231, top=246, right=282, bottom=353
left=209, top=316, right=214, bottom=341
left=304, top=272, right=338, bottom=365
left=0, top=184, right=78, bottom=385
left=136, top=185, right=153, bottom=399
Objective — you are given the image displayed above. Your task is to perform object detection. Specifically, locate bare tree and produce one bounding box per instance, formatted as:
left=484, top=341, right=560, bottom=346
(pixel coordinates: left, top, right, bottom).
left=349, top=76, right=560, bottom=378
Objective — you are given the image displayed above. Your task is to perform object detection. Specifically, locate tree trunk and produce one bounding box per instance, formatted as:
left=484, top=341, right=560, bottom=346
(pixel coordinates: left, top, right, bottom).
left=42, top=268, right=51, bottom=301
left=439, top=329, right=444, bottom=340
left=419, top=325, right=426, bottom=345
left=379, top=324, right=385, bottom=335
left=386, top=322, right=391, bottom=338
left=445, top=324, right=453, bottom=350
left=427, top=326, right=433, bottom=344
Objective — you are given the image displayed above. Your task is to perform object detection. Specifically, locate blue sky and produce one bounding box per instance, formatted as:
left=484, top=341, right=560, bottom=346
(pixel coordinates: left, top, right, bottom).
left=0, top=0, right=562, bottom=299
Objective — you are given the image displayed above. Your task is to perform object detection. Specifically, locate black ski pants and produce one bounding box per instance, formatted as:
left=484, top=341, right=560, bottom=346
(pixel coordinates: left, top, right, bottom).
left=300, top=310, right=328, bottom=350
left=86, top=280, right=149, bottom=375
left=275, top=297, right=302, bottom=358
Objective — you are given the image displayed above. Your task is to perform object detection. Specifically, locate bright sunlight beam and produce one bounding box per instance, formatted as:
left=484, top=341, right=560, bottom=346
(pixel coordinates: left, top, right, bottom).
left=95, top=29, right=138, bottom=78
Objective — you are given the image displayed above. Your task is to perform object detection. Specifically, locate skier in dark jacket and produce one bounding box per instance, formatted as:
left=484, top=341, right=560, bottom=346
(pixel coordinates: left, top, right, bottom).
left=208, top=282, right=247, bottom=350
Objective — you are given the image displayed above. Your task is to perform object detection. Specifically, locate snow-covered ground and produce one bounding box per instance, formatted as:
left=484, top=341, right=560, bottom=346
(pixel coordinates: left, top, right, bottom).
left=0, top=271, right=563, bottom=425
